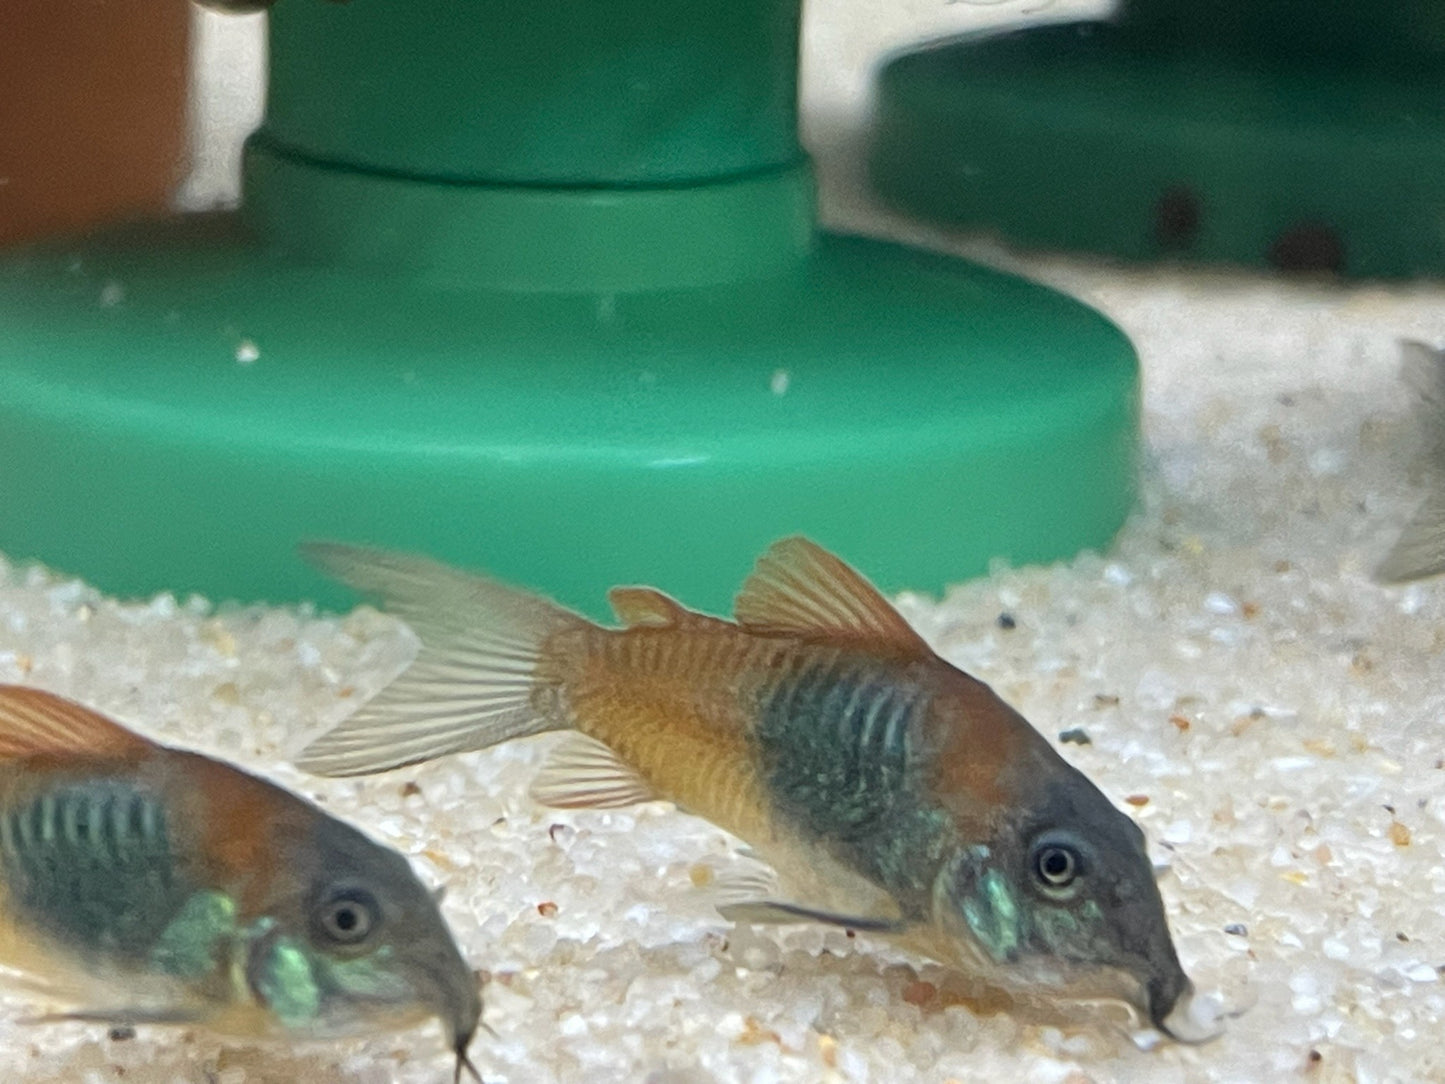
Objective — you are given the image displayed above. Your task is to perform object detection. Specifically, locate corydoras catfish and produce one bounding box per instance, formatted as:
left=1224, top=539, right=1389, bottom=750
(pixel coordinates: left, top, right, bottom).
left=1379, top=340, right=1445, bottom=582
left=0, top=685, right=481, bottom=1082
left=299, top=537, right=1219, bottom=1041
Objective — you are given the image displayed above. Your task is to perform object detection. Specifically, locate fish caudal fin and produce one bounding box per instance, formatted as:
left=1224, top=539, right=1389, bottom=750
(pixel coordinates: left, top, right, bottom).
left=297, top=543, right=585, bottom=777
left=1379, top=341, right=1445, bottom=582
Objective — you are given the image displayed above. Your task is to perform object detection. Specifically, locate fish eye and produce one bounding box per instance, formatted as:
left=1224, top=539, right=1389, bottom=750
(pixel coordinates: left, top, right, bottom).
left=314, top=886, right=381, bottom=946
left=1030, top=837, right=1083, bottom=894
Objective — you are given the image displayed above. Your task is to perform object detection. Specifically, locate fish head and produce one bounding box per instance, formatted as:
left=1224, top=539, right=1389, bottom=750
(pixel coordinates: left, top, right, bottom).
left=245, top=813, right=482, bottom=1075
left=934, top=769, right=1219, bottom=1042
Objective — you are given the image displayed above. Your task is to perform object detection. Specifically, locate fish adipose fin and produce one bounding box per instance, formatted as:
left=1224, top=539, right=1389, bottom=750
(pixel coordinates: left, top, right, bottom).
left=734, top=537, right=931, bottom=657
left=607, top=587, right=724, bottom=632
left=297, top=543, right=584, bottom=777
left=529, top=734, right=658, bottom=809
left=0, top=686, right=151, bottom=760
left=1379, top=341, right=1445, bottom=582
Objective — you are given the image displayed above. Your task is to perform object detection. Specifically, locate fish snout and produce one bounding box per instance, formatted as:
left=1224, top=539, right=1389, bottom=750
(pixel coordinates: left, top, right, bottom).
left=1150, top=975, right=1224, bottom=1044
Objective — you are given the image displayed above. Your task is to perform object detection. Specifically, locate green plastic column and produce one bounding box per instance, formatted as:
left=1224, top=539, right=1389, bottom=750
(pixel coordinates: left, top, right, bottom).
left=263, top=0, right=800, bottom=183
left=246, top=1, right=817, bottom=293
left=0, top=0, right=1141, bottom=617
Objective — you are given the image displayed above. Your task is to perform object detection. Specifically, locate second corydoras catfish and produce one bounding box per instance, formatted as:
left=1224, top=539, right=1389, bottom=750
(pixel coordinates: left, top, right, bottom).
left=300, top=537, right=1218, bottom=1042
left=0, top=686, right=481, bottom=1082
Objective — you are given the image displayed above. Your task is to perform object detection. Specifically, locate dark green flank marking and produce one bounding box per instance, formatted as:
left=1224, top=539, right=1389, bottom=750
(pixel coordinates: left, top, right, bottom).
left=0, top=776, right=244, bottom=993
left=0, top=780, right=194, bottom=961
left=755, top=657, right=954, bottom=918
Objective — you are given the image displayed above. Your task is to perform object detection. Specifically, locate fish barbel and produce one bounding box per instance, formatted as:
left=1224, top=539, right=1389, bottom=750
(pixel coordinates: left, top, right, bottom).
left=300, top=537, right=1218, bottom=1041
left=0, top=685, right=481, bottom=1082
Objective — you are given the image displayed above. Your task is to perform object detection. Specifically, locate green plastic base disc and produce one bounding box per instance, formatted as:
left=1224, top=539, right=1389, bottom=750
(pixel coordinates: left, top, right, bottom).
left=0, top=157, right=1136, bottom=616
left=870, top=19, right=1445, bottom=277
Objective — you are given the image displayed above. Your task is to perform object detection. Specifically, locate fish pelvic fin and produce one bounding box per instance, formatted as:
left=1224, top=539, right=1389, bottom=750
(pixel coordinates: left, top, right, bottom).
left=529, top=733, right=658, bottom=809
left=297, top=543, right=587, bottom=777
left=0, top=686, right=152, bottom=760
left=734, top=537, right=932, bottom=658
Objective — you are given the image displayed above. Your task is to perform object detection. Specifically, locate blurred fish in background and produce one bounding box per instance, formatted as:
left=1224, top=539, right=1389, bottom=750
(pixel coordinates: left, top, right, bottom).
left=1378, top=340, right=1445, bottom=583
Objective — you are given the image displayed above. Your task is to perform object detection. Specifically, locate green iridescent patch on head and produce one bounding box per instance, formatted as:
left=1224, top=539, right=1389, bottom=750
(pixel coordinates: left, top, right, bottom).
left=314, top=945, right=417, bottom=1003
left=249, top=934, right=323, bottom=1028
left=1032, top=904, right=1083, bottom=953
left=962, top=869, right=1023, bottom=962
left=150, top=890, right=238, bottom=979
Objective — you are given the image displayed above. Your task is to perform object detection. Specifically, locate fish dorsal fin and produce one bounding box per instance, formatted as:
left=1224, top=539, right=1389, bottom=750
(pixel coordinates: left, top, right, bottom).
left=0, top=686, right=151, bottom=760
left=734, top=537, right=931, bottom=656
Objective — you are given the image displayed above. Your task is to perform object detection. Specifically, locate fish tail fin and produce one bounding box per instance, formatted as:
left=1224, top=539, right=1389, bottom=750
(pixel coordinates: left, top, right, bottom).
left=296, top=543, right=588, bottom=777
left=1379, top=341, right=1445, bottom=582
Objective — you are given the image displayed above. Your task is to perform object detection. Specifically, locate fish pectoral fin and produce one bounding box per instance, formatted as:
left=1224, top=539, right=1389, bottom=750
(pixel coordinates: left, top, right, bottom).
left=717, top=899, right=903, bottom=933
left=733, top=537, right=932, bottom=658
left=20, top=1006, right=205, bottom=1027
left=529, top=734, right=658, bottom=809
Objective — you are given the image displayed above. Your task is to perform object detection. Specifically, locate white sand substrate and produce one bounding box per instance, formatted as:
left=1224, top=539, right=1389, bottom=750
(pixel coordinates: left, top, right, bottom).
left=7, top=2, right=1445, bottom=1080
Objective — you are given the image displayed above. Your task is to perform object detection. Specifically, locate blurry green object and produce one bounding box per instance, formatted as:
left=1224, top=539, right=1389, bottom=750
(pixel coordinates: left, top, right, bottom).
left=871, top=0, right=1445, bottom=277
left=0, top=0, right=1138, bottom=617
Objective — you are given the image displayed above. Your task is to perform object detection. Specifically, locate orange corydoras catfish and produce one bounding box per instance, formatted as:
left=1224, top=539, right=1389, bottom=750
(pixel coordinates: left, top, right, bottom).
left=300, top=537, right=1217, bottom=1041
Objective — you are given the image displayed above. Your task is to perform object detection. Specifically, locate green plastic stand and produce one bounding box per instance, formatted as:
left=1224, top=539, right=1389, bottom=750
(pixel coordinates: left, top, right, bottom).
left=0, top=0, right=1137, bottom=618
left=871, top=0, right=1445, bottom=277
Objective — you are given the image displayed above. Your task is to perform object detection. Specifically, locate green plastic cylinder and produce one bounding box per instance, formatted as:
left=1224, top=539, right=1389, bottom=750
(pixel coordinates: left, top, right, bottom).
left=0, top=0, right=1142, bottom=617
left=262, top=0, right=801, bottom=183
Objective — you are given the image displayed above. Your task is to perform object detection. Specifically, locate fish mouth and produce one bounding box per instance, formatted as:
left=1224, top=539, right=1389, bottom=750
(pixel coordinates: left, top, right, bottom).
left=1150, top=979, right=1224, bottom=1044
